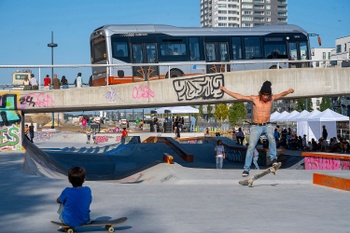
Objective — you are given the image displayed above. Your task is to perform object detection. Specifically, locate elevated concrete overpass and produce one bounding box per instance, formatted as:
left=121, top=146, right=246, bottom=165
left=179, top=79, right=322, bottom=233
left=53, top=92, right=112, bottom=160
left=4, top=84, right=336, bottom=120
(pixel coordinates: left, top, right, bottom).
left=2, top=68, right=350, bottom=114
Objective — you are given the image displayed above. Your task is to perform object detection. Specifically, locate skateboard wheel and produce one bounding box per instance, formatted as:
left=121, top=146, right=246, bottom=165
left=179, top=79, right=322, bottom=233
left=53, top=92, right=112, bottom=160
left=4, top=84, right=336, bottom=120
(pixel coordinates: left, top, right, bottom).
left=108, top=226, right=114, bottom=232
left=67, top=229, right=74, bottom=233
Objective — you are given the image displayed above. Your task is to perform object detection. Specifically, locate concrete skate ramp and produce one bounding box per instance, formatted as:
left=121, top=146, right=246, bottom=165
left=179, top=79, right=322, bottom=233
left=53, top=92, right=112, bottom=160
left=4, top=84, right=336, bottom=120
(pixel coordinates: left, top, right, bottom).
left=22, top=136, right=181, bottom=180
left=22, top=136, right=66, bottom=179
left=23, top=136, right=121, bottom=180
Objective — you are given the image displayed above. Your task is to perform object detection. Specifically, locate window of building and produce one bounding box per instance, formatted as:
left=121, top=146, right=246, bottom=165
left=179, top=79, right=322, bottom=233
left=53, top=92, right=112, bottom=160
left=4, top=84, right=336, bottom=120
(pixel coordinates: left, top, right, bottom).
left=328, top=52, right=331, bottom=59
left=322, top=52, right=326, bottom=60
left=336, top=44, right=341, bottom=53
left=345, top=43, right=347, bottom=52
left=242, top=4, right=253, bottom=9
left=316, top=100, right=320, bottom=106
left=242, top=16, right=253, bottom=21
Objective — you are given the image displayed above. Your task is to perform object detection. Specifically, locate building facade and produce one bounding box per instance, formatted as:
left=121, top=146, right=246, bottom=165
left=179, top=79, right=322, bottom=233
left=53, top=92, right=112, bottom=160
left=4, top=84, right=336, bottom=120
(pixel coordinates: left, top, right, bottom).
left=331, top=36, right=350, bottom=67
left=311, top=48, right=333, bottom=68
left=200, top=0, right=287, bottom=28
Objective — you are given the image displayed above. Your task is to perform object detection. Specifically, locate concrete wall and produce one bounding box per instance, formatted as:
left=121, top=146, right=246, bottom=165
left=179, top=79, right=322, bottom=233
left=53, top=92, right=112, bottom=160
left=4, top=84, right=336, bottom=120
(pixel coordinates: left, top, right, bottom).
left=1, top=68, right=350, bottom=114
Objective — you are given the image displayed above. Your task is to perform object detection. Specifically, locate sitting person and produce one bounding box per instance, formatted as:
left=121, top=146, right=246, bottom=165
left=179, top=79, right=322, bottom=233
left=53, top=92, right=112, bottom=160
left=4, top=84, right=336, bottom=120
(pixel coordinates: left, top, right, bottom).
left=56, top=167, right=92, bottom=228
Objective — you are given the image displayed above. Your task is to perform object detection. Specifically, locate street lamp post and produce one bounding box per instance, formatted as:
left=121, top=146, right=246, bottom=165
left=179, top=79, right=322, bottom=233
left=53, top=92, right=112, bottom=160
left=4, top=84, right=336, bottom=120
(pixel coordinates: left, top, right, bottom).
left=47, top=31, right=58, bottom=129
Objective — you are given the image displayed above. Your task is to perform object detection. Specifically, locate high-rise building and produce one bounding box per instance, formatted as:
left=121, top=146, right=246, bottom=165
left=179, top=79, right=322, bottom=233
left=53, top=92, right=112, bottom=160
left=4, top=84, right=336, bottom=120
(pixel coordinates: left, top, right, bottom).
left=200, top=0, right=288, bottom=28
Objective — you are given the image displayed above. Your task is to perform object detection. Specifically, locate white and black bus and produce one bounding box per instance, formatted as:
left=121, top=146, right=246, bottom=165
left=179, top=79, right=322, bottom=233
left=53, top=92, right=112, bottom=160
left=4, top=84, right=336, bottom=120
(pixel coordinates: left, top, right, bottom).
left=90, top=24, right=311, bottom=86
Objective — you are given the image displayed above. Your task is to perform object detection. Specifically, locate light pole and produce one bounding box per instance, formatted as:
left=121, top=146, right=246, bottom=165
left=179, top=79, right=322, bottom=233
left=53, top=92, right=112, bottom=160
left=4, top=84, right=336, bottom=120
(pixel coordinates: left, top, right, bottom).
left=47, top=31, right=57, bottom=129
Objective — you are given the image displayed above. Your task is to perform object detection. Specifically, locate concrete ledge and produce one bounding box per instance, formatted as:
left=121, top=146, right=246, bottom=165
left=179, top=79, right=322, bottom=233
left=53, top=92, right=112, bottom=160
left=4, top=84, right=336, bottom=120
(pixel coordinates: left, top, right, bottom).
left=302, top=152, right=350, bottom=170
left=313, top=173, right=350, bottom=191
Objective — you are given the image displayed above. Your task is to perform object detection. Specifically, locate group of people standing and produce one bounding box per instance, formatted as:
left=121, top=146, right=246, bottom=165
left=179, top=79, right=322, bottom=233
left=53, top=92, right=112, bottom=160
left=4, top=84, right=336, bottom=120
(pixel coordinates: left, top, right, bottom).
left=22, top=74, right=39, bottom=90
left=44, top=72, right=83, bottom=90
left=23, top=72, right=83, bottom=90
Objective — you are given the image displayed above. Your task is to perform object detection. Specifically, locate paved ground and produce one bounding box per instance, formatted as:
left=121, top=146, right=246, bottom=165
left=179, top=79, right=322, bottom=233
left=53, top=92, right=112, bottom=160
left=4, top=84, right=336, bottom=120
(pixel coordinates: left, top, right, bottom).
left=1, top=134, right=350, bottom=233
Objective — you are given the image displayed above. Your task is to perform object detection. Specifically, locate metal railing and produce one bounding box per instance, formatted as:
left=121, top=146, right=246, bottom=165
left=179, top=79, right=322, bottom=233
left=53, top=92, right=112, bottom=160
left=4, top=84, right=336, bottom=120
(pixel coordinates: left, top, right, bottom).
left=0, top=58, right=349, bottom=90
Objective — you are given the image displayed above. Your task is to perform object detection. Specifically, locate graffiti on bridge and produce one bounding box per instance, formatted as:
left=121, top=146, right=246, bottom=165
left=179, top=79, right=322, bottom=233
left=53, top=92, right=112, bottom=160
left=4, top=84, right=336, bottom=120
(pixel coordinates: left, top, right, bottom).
left=172, top=74, right=224, bottom=101
left=132, top=85, right=155, bottom=99
left=104, top=88, right=123, bottom=103
left=0, top=94, right=21, bottom=126
left=20, top=93, right=55, bottom=108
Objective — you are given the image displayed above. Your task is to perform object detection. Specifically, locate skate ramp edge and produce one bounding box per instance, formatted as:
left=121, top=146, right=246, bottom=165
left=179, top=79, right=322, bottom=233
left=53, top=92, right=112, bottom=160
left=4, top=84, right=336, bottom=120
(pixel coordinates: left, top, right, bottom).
left=22, top=137, right=66, bottom=179
left=23, top=136, right=118, bottom=180
left=313, top=173, right=350, bottom=191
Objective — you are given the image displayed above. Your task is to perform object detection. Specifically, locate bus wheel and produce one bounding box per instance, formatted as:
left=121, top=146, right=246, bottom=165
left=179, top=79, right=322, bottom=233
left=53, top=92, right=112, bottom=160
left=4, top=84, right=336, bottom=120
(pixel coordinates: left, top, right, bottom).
left=269, top=65, right=282, bottom=69
left=166, top=69, right=184, bottom=78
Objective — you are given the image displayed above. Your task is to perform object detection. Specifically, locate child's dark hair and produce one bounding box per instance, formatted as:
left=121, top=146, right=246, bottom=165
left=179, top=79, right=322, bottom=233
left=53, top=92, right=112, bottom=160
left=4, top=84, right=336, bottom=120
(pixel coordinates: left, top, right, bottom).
left=217, top=140, right=222, bottom=145
left=68, top=166, right=86, bottom=187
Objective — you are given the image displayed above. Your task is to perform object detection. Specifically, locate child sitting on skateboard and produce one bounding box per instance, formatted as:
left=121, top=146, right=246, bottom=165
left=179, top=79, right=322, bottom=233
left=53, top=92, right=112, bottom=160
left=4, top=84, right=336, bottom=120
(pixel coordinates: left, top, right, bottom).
left=56, top=167, right=92, bottom=228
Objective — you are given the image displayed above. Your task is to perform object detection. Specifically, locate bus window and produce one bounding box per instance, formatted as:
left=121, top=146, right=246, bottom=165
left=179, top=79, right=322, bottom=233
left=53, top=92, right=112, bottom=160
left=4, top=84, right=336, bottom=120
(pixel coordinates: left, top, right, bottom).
left=112, top=41, right=129, bottom=62
left=219, top=42, right=229, bottom=61
left=288, top=42, right=297, bottom=60
left=264, top=37, right=287, bottom=59
left=244, top=37, right=262, bottom=59
left=91, top=38, right=106, bottom=63
left=206, top=43, right=216, bottom=62
left=300, top=42, right=308, bottom=60
left=160, top=39, right=187, bottom=61
left=231, top=37, right=242, bottom=60
left=189, top=37, right=200, bottom=61
left=146, top=44, right=157, bottom=63
left=132, top=44, right=143, bottom=63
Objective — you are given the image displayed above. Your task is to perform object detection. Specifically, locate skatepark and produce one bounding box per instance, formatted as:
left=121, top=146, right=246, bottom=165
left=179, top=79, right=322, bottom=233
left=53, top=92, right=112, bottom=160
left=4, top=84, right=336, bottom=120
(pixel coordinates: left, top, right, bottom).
left=1, top=132, right=349, bottom=233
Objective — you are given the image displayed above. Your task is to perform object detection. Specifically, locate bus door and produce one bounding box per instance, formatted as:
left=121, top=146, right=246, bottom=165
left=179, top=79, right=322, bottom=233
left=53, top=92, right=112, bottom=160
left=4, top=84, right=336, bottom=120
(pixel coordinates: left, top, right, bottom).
left=288, top=41, right=309, bottom=68
left=131, top=43, right=159, bottom=81
left=205, top=42, right=230, bottom=74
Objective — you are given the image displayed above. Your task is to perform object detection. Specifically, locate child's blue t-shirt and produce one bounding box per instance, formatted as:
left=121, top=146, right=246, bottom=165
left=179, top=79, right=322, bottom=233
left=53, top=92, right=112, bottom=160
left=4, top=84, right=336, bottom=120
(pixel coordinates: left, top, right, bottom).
left=59, top=186, right=92, bottom=227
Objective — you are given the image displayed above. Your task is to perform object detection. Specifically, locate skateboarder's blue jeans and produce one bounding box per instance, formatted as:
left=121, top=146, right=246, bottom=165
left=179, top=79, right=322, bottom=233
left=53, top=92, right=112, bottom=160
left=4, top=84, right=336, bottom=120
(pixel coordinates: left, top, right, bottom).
left=244, top=124, right=276, bottom=172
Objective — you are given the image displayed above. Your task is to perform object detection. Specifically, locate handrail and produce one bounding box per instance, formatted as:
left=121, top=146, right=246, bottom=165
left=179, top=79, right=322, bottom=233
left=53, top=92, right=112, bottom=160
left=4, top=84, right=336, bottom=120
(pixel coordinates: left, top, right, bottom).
left=0, top=58, right=348, bottom=69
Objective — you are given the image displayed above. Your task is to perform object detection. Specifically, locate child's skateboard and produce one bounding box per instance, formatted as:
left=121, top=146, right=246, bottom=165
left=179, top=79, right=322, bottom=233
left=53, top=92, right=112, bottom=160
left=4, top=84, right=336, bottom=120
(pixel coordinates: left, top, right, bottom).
left=239, top=162, right=282, bottom=187
left=51, top=217, right=127, bottom=233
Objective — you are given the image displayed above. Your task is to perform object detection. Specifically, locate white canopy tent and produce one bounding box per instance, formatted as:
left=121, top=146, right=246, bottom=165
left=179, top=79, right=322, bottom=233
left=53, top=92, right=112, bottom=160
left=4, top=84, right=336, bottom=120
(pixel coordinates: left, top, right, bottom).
left=296, top=110, right=311, bottom=138
left=155, top=106, right=199, bottom=114
left=307, top=109, right=349, bottom=141
left=270, top=111, right=281, bottom=122
left=271, top=111, right=289, bottom=122
left=281, top=110, right=300, bottom=122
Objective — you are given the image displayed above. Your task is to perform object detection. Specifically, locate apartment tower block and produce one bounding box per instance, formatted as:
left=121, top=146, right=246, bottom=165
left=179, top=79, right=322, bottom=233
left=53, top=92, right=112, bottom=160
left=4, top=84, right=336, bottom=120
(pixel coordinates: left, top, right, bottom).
left=200, top=0, right=288, bottom=28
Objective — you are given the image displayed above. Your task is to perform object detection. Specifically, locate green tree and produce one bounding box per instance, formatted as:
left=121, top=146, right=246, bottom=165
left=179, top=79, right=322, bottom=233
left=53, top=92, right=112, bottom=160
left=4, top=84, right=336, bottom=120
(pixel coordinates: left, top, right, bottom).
left=320, top=97, right=331, bottom=111
left=214, top=103, right=229, bottom=125
left=295, top=98, right=312, bottom=111
left=207, top=104, right=213, bottom=120
left=198, top=105, right=204, bottom=119
left=228, top=102, right=246, bottom=126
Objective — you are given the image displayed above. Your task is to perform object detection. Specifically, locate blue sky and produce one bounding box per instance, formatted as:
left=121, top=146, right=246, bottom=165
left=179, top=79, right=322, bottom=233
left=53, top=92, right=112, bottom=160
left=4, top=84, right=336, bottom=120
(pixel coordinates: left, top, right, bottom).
left=0, top=0, right=349, bottom=84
